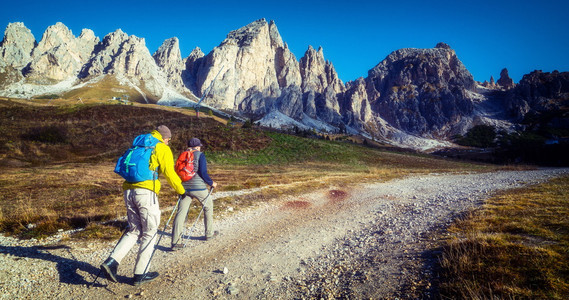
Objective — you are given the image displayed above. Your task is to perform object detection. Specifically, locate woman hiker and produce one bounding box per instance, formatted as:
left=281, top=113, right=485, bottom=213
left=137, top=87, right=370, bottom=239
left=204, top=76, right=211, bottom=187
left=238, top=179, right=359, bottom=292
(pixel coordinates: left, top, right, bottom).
left=171, top=138, right=218, bottom=250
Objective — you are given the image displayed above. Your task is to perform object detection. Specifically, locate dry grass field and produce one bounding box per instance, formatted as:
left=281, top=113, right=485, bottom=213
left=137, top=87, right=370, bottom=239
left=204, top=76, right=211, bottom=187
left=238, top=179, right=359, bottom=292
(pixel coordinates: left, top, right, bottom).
left=0, top=97, right=489, bottom=239
left=439, top=175, right=569, bottom=299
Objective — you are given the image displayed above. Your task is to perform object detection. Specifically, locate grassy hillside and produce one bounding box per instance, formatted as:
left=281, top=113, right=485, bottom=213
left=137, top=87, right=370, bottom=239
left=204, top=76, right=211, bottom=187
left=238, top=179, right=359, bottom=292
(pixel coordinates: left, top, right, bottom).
left=0, top=98, right=268, bottom=166
left=0, top=98, right=490, bottom=239
left=60, top=75, right=147, bottom=103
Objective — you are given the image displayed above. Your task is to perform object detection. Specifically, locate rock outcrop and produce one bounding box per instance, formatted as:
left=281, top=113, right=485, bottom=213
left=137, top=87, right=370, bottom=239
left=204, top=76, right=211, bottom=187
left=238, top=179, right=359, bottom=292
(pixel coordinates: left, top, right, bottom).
left=153, top=37, right=187, bottom=92
left=497, top=68, right=515, bottom=90
left=0, top=22, right=36, bottom=69
left=341, top=77, right=374, bottom=126
left=342, top=43, right=476, bottom=137
left=182, top=47, right=205, bottom=95
left=506, top=70, right=569, bottom=120
left=80, top=29, right=166, bottom=102
left=189, top=19, right=302, bottom=112
left=299, top=45, right=345, bottom=124
left=24, top=22, right=99, bottom=83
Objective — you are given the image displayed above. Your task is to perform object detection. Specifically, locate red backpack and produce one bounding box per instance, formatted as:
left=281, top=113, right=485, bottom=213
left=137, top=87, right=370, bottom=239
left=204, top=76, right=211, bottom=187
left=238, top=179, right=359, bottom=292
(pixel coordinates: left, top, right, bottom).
left=175, top=150, right=196, bottom=182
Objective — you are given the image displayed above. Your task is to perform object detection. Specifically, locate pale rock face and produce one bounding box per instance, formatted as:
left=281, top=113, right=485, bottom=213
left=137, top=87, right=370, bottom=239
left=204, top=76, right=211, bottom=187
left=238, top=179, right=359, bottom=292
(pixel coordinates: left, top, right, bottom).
left=153, top=37, right=184, bottom=89
left=193, top=19, right=301, bottom=110
left=299, top=45, right=345, bottom=95
left=185, top=47, right=205, bottom=67
left=77, top=29, right=99, bottom=61
left=298, top=45, right=345, bottom=124
left=25, top=22, right=99, bottom=82
left=81, top=29, right=166, bottom=99
left=275, top=42, right=301, bottom=88
left=342, top=78, right=374, bottom=125
left=182, top=47, right=205, bottom=94
left=0, top=22, right=36, bottom=69
left=300, top=46, right=327, bottom=93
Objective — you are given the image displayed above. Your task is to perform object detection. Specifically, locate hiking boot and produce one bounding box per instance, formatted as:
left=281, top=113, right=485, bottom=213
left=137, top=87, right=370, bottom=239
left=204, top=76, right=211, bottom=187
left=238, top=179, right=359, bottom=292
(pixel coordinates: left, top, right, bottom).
left=206, top=231, right=219, bottom=241
left=133, top=272, right=159, bottom=286
left=170, top=244, right=184, bottom=251
left=100, top=257, right=119, bottom=283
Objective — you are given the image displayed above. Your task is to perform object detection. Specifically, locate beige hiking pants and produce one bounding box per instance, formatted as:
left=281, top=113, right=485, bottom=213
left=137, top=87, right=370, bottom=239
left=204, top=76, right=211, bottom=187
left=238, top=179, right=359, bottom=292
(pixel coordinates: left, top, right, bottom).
left=110, top=188, right=160, bottom=275
left=171, top=189, right=213, bottom=246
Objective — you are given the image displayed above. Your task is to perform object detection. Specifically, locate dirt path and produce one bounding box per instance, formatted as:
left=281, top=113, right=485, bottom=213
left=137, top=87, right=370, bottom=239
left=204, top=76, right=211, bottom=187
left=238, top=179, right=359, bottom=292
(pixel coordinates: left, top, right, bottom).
left=1, top=168, right=568, bottom=299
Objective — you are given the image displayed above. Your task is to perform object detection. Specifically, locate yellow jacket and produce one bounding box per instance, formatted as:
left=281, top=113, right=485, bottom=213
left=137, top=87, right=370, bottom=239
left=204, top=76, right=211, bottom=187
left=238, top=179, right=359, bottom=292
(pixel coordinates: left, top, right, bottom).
left=122, top=130, right=185, bottom=195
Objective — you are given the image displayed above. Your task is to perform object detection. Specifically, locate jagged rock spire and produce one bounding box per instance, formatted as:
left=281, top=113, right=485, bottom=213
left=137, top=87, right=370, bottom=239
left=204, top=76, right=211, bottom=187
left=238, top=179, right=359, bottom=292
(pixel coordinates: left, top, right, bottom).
left=25, top=22, right=98, bottom=82
left=153, top=37, right=184, bottom=89
left=193, top=18, right=301, bottom=110
left=497, top=68, right=515, bottom=89
left=0, top=22, right=36, bottom=69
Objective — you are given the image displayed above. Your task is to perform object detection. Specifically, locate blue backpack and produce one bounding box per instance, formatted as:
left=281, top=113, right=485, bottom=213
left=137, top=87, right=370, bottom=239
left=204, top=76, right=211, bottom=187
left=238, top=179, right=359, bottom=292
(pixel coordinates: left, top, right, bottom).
left=114, top=133, right=161, bottom=182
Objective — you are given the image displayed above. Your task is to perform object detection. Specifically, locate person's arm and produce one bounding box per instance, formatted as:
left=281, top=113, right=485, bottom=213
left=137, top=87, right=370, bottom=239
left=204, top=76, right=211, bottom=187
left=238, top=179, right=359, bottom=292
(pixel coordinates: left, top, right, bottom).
left=197, top=153, right=214, bottom=186
left=158, top=144, right=186, bottom=195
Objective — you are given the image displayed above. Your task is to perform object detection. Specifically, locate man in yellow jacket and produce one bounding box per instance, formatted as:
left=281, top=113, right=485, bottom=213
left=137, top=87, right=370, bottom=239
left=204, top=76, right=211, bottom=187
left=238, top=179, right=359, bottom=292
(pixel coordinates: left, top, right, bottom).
left=101, top=125, right=185, bottom=286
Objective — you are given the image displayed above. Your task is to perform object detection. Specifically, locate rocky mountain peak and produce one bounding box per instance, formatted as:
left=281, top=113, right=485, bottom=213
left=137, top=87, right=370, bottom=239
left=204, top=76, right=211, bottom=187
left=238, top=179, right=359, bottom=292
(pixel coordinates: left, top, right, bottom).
left=497, top=68, right=515, bottom=89
left=192, top=19, right=301, bottom=110
left=100, top=29, right=128, bottom=48
left=506, top=70, right=569, bottom=120
left=357, top=44, right=475, bottom=136
left=24, top=22, right=98, bottom=82
left=180, top=47, right=206, bottom=96
left=435, top=42, right=452, bottom=50
left=298, top=45, right=345, bottom=123
left=268, top=20, right=284, bottom=49
left=299, top=45, right=326, bottom=92
left=188, top=47, right=204, bottom=60
left=153, top=37, right=184, bottom=89
left=224, top=18, right=268, bottom=47
left=0, top=22, right=36, bottom=69
left=299, top=45, right=344, bottom=94
left=78, top=28, right=96, bottom=41
left=33, top=22, right=73, bottom=52
left=80, top=29, right=166, bottom=102
left=153, top=37, right=182, bottom=68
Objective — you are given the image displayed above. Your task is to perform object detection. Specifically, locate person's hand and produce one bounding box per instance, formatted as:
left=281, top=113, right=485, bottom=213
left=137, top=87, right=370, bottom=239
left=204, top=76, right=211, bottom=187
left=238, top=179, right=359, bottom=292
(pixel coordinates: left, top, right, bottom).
left=212, top=181, right=218, bottom=188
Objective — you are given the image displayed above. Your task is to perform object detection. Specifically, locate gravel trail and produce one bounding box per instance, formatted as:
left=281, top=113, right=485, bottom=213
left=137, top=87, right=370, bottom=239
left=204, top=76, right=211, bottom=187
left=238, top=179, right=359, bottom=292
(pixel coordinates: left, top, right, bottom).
left=1, top=168, right=567, bottom=299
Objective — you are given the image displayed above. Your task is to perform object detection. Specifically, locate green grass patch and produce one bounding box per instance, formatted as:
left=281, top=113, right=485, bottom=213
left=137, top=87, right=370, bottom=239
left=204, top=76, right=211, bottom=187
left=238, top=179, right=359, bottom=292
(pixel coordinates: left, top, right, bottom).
left=439, top=175, right=569, bottom=299
left=208, top=131, right=445, bottom=169
left=208, top=132, right=355, bottom=165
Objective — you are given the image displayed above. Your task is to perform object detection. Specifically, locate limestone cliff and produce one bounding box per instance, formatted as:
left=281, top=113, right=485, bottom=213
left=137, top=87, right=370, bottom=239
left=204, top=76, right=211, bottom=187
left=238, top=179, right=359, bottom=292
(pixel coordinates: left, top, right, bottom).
left=0, top=22, right=36, bottom=69
left=190, top=19, right=301, bottom=111
left=80, top=29, right=166, bottom=102
left=153, top=37, right=185, bottom=90
left=25, top=22, right=98, bottom=83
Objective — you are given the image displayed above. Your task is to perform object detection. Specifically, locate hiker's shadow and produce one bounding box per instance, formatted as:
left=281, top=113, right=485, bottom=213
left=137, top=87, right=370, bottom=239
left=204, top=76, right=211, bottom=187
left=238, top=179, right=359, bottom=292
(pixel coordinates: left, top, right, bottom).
left=0, top=245, right=128, bottom=286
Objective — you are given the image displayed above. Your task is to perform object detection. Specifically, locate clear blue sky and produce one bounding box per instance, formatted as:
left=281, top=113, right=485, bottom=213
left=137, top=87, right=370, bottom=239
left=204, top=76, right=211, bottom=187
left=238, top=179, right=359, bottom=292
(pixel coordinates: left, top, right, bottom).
left=2, top=0, right=568, bottom=83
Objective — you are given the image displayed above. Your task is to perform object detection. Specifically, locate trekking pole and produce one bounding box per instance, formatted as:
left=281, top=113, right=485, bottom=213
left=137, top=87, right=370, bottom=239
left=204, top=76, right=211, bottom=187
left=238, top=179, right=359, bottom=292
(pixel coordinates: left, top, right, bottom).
left=89, top=225, right=129, bottom=288
left=139, top=194, right=183, bottom=278
left=183, top=187, right=215, bottom=248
